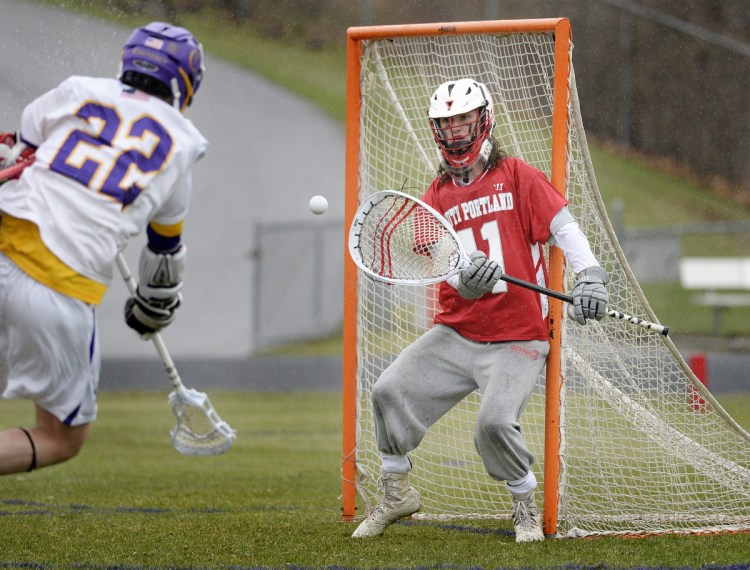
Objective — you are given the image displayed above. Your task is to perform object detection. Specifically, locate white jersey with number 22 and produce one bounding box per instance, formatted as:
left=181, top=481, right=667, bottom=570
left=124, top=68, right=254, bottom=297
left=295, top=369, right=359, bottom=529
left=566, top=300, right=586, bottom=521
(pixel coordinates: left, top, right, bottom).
left=0, top=76, right=207, bottom=286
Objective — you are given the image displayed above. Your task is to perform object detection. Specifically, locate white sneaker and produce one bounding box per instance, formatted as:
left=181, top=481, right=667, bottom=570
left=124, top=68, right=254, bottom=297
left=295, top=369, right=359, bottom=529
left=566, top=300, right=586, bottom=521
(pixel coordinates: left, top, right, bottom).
left=511, top=490, right=544, bottom=543
left=351, top=471, right=422, bottom=538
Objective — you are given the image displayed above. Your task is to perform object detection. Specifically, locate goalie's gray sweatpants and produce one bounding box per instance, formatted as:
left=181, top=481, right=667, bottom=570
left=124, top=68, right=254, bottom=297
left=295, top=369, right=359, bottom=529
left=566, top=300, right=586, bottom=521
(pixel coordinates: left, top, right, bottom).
left=372, top=324, right=549, bottom=482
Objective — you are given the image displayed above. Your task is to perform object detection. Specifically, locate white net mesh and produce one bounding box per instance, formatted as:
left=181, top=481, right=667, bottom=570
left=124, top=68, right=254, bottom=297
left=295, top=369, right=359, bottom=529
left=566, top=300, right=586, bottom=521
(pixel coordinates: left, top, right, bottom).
left=350, top=192, right=463, bottom=283
left=350, top=28, right=750, bottom=537
left=169, top=388, right=236, bottom=456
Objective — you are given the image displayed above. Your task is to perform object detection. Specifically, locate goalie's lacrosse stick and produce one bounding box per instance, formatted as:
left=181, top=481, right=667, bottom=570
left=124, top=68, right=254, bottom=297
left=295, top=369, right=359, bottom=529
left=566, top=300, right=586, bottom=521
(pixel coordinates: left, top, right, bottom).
left=348, top=190, right=670, bottom=336
left=116, top=253, right=237, bottom=455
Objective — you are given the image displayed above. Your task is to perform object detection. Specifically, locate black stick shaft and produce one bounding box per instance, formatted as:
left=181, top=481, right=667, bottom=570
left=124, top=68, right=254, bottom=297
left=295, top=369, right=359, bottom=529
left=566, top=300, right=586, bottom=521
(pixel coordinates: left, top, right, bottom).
left=499, top=273, right=670, bottom=336
left=500, top=273, right=573, bottom=303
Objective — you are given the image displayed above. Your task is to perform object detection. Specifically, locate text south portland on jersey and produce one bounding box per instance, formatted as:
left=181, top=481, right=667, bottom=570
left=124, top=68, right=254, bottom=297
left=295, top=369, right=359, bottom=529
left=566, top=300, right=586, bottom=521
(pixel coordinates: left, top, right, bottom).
left=443, top=184, right=514, bottom=226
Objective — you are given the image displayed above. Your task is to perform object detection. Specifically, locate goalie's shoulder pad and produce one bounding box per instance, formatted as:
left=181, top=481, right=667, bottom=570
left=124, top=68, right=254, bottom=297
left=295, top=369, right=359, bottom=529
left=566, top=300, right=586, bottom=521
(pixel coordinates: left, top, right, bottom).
left=137, top=244, right=187, bottom=300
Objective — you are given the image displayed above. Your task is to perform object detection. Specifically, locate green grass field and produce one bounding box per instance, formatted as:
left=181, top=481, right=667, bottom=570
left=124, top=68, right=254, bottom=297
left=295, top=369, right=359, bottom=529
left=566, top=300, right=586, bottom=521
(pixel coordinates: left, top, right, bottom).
left=1, top=390, right=749, bottom=568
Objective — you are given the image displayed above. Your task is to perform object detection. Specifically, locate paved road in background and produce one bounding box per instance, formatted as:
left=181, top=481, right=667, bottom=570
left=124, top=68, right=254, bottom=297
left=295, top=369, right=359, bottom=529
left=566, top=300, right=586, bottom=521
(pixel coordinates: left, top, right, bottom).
left=0, top=0, right=345, bottom=360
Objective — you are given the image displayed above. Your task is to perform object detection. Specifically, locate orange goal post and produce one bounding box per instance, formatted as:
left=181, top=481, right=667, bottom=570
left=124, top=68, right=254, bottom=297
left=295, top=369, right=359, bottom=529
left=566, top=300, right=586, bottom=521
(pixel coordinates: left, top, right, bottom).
left=342, top=18, right=750, bottom=538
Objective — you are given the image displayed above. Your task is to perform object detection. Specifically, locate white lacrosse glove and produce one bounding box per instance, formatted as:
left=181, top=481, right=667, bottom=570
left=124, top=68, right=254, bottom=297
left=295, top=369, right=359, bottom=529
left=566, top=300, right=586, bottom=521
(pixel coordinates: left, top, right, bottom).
left=455, top=251, right=502, bottom=299
left=124, top=245, right=186, bottom=338
left=568, top=265, right=609, bottom=325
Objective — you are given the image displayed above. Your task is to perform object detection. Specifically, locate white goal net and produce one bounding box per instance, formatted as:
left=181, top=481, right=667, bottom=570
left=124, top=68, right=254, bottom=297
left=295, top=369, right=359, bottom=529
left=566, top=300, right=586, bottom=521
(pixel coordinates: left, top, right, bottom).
left=346, top=22, right=750, bottom=537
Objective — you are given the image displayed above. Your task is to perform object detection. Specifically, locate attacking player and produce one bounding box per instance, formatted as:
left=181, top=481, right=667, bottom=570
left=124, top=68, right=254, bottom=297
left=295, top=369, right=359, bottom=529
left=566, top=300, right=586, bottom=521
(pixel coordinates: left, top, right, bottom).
left=0, top=22, right=207, bottom=474
left=351, top=78, right=609, bottom=542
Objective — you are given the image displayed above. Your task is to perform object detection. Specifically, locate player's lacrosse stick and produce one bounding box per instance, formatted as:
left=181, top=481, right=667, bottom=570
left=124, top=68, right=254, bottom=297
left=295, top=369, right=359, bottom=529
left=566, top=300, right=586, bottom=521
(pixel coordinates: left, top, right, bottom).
left=348, top=190, right=670, bottom=336
left=116, top=253, right=237, bottom=455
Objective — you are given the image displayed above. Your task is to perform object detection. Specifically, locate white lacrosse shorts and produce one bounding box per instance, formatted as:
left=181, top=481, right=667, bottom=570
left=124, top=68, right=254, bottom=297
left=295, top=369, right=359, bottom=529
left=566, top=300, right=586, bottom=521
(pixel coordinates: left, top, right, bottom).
left=0, top=253, right=101, bottom=426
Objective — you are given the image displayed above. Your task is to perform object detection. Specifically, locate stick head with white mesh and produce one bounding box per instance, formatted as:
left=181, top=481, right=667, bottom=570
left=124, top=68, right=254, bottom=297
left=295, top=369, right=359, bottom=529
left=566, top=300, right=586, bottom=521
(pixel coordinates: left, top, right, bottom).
left=348, top=190, right=466, bottom=285
left=168, top=387, right=237, bottom=456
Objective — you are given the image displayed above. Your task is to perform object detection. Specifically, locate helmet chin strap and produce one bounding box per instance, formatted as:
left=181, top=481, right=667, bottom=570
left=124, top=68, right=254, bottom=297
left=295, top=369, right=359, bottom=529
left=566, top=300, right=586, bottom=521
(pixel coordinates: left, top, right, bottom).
left=171, top=78, right=182, bottom=110
left=442, top=138, right=493, bottom=186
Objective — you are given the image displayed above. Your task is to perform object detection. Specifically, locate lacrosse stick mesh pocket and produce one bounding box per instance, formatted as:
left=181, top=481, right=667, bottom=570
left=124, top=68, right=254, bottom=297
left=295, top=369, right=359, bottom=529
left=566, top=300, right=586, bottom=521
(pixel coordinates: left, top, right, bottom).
left=169, top=387, right=236, bottom=456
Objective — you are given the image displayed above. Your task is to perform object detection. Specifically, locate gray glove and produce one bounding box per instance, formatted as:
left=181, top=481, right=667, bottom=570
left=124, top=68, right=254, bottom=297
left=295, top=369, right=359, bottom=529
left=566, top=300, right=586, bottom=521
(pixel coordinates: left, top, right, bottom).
left=568, top=266, right=609, bottom=325
left=455, top=251, right=502, bottom=299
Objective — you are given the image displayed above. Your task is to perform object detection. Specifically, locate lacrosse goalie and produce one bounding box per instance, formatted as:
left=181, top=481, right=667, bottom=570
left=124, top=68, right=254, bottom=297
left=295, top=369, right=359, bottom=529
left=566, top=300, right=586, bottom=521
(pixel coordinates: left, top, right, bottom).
left=351, top=78, right=609, bottom=542
left=0, top=22, right=207, bottom=474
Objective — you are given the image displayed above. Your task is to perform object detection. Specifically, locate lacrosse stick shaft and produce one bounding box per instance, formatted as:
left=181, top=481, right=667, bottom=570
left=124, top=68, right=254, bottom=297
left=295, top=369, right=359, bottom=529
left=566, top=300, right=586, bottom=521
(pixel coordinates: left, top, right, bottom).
left=499, top=272, right=670, bottom=336
left=116, top=254, right=236, bottom=455
left=115, top=253, right=184, bottom=390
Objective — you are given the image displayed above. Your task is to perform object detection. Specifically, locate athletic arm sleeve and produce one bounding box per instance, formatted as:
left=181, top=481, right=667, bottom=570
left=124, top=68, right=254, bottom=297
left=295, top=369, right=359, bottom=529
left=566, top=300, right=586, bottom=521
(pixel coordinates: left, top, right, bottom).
left=548, top=207, right=599, bottom=274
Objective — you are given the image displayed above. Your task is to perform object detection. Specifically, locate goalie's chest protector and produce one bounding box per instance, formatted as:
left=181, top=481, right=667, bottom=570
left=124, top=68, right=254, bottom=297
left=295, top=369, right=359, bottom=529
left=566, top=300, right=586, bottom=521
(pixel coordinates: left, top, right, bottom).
left=423, top=157, right=568, bottom=342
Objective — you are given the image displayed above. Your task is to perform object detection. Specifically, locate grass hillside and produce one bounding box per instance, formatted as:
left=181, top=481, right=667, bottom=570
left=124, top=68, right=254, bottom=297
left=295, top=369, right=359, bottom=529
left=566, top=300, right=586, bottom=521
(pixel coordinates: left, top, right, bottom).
left=35, top=2, right=750, bottom=340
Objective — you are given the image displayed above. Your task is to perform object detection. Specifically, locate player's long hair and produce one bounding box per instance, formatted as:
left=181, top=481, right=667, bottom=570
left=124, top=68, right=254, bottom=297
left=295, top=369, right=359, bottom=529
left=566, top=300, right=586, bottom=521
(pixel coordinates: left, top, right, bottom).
left=436, top=135, right=507, bottom=184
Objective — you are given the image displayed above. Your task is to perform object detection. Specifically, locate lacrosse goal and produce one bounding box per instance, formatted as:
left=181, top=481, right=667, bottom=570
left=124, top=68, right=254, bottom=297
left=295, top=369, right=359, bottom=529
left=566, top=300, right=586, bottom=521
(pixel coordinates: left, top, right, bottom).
left=342, top=19, right=750, bottom=537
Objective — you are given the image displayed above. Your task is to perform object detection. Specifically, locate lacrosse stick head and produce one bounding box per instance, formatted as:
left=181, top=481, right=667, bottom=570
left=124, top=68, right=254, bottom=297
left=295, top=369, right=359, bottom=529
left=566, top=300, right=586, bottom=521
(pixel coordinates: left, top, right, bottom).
left=169, top=387, right=236, bottom=456
left=348, top=190, right=466, bottom=285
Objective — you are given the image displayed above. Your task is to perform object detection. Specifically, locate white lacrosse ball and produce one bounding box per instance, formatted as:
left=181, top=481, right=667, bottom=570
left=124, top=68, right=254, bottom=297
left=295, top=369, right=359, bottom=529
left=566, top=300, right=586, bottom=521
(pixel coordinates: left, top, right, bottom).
left=309, top=195, right=328, bottom=215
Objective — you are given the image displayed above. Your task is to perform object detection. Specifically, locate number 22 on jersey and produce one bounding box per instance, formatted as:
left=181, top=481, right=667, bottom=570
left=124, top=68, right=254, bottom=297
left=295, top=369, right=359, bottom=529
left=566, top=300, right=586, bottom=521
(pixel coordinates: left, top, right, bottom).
left=50, top=101, right=173, bottom=207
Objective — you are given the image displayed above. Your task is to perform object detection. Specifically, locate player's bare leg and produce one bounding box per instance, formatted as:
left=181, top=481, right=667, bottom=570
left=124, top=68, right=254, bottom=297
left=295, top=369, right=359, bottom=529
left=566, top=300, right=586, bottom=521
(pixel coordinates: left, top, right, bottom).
left=0, top=405, right=89, bottom=474
left=351, top=470, right=422, bottom=538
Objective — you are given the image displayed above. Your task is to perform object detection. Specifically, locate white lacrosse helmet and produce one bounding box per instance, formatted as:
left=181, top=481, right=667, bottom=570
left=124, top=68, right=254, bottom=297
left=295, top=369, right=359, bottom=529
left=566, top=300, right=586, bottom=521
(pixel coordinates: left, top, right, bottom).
left=428, top=78, right=495, bottom=169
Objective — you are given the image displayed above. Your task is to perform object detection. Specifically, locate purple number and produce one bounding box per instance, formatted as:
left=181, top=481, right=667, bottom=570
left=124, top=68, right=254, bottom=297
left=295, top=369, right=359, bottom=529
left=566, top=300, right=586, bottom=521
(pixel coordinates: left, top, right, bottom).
left=50, top=102, right=173, bottom=206
left=102, top=116, right=173, bottom=205
left=50, top=103, right=119, bottom=186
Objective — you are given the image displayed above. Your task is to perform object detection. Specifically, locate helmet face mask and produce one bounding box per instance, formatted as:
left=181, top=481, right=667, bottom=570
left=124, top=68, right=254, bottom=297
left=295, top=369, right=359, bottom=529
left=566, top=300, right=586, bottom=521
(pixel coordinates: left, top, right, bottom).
left=119, top=22, right=205, bottom=111
left=428, top=78, right=494, bottom=169
left=433, top=109, right=483, bottom=157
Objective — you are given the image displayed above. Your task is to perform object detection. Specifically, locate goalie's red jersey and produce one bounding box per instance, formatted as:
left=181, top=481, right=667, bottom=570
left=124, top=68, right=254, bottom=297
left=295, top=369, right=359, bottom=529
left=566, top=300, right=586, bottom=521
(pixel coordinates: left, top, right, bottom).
left=422, top=157, right=567, bottom=342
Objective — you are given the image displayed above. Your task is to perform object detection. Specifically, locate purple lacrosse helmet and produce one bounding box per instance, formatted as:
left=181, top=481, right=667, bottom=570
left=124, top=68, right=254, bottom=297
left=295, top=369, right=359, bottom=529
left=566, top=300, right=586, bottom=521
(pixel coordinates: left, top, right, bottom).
left=119, top=22, right=205, bottom=111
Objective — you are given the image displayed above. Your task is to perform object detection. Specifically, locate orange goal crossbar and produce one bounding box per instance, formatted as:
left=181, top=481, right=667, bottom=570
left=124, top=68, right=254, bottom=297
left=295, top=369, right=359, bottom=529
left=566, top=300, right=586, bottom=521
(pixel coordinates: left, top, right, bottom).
left=347, top=19, right=569, bottom=40
left=342, top=19, right=573, bottom=534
